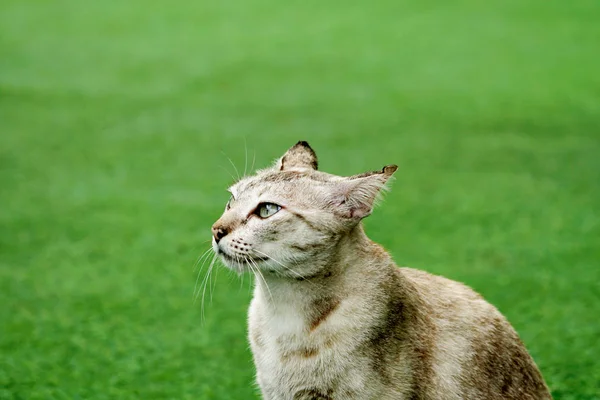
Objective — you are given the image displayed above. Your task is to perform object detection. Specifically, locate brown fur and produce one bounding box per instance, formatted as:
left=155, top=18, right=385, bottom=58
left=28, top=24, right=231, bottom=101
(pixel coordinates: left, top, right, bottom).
left=462, top=315, right=549, bottom=399
left=212, top=141, right=552, bottom=399
left=281, top=346, right=319, bottom=360
left=293, top=388, right=333, bottom=400
left=309, top=297, right=341, bottom=331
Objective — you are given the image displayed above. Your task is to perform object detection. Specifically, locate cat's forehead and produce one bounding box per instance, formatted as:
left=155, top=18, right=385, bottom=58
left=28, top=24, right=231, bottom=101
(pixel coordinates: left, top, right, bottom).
left=229, top=169, right=339, bottom=198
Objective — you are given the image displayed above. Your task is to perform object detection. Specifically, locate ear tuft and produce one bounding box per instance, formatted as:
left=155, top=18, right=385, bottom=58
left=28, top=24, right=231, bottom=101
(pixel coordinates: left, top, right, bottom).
left=276, top=141, right=318, bottom=171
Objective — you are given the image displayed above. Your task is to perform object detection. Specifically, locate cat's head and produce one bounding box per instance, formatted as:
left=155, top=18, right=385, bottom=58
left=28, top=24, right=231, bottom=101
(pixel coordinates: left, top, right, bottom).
left=211, top=141, right=397, bottom=276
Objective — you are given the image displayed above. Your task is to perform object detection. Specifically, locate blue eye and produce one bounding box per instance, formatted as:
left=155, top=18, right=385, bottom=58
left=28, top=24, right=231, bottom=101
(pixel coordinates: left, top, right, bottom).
left=255, top=203, right=281, bottom=218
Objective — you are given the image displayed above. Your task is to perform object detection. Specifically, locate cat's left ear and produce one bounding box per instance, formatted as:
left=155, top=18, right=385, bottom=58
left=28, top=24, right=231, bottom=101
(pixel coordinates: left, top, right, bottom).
left=275, top=141, right=318, bottom=171
left=332, top=165, right=398, bottom=219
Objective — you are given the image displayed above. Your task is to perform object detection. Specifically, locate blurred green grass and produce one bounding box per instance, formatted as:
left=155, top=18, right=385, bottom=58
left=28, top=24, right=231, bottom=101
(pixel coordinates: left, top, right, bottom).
left=1, top=0, right=599, bottom=398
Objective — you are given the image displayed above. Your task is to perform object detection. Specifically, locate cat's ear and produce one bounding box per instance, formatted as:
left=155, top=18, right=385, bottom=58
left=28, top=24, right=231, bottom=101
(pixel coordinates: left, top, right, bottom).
left=275, top=141, right=318, bottom=171
left=332, top=165, right=398, bottom=219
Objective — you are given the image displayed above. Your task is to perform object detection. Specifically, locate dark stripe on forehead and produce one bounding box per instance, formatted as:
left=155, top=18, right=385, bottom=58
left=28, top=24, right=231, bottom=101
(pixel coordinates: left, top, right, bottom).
left=260, top=170, right=333, bottom=183
left=234, top=170, right=335, bottom=199
left=261, top=171, right=304, bottom=183
left=234, top=174, right=300, bottom=195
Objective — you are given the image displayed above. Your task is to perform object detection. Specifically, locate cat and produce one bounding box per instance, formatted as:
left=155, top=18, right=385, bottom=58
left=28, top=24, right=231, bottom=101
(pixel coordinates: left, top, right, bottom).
left=211, top=141, right=551, bottom=400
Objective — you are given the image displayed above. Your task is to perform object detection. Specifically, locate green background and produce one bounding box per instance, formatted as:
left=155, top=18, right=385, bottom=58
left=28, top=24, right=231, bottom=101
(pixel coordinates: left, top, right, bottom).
left=1, top=0, right=599, bottom=399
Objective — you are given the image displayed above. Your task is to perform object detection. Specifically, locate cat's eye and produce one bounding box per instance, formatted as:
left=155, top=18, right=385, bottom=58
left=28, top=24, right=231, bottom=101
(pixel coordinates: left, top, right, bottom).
left=255, top=203, right=281, bottom=219
left=226, top=197, right=233, bottom=210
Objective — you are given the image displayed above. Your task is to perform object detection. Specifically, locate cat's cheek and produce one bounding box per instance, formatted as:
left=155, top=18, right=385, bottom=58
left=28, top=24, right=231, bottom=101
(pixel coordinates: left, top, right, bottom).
left=257, top=227, right=279, bottom=242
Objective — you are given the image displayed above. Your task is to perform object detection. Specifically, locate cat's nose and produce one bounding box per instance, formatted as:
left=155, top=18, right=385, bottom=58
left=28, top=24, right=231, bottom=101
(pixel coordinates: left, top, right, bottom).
left=212, top=224, right=229, bottom=243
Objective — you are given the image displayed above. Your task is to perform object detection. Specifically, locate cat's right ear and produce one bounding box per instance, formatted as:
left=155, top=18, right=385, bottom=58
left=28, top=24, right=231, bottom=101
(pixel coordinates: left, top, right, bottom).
left=331, top=165, right=398, bottom=220
left=275, top=141, right=318, bottom=171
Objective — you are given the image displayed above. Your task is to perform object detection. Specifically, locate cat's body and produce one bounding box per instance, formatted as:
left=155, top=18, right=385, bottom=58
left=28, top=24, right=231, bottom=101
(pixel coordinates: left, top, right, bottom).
left=212, top=142, right=551, bottom=400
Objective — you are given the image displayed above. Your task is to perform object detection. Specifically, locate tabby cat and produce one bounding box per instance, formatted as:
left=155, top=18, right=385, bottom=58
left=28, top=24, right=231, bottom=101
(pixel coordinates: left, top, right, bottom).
left=211, top=141, right=551, bottom=400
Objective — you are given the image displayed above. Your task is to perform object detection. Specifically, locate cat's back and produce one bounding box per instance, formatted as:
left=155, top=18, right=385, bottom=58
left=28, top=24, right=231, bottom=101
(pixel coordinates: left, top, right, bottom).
left=396, top=267, right=551, bottom=399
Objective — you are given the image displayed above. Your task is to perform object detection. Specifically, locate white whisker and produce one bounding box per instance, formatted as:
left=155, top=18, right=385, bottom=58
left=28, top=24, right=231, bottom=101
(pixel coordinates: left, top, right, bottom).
left=197, top=253, right=218, bottom=323
left=194, top=247, right=214, bottom=272
left=221, top=150, right=240, bottom=181
left=243, top=136, right=248, bottom=178
left=193, top=248, right=216, bottom=303
left=248, top=270, right=254, bottom=296
left=248, top=256, right=273, bottom=303
left=210, top=261, right=220, bottom=304
left=219, top=165, right=238, bottom=183
left=242, top=255, right=257, bottom=293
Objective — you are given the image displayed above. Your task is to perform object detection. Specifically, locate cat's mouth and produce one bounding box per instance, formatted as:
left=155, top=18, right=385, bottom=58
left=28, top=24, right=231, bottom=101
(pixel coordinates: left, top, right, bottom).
left=217, top=248, right=268, bottom=267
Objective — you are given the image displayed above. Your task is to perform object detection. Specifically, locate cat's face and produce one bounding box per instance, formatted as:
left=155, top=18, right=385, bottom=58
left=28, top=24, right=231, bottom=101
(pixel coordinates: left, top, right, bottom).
left=211, top=141, right=397, bottom=276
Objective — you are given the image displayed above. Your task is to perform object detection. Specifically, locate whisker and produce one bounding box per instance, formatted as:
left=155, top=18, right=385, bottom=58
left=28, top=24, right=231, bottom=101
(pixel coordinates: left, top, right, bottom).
left=195, top=255, right=210, bottom=302
left=244, top=268, right=254, bottom=295
left=248, top=265, right=254, bottom=296
left=190, top=239, right=214, bottom=272
left=248, top=256, right=273, bottom=303
left=241, top=255, right=256, bottom=291
left=221, top=150, right=240, bottom=181
left=203, top=256, right=216, bottom=321
left=198, top=253, right=218, bottom=323
left=250, top=148, right=256, bottom=174
left=219, top=165, right=238, bottom=183
left=210, top=261, right=220, bottom=304
left=193, top=248, right=216, bottom=302
left=194, top=247, right=214, bottom=272
left=237, top=260, right=253, bottom=296
left=243, top=136, right=248, bottom=178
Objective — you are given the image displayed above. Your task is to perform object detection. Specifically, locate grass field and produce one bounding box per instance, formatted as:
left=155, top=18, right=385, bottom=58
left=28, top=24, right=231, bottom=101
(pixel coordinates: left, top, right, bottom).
left=1, top=0, right=599, bottom=398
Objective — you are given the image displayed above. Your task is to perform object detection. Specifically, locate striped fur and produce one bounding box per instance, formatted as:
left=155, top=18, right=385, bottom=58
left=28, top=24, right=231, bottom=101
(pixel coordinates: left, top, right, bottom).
left=211, top=141, right=551, bottom=400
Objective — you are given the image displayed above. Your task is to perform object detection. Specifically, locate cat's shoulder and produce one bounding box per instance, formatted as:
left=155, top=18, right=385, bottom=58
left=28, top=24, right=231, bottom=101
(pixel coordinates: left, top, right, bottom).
left=397, top=266, right=499, bottom=317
